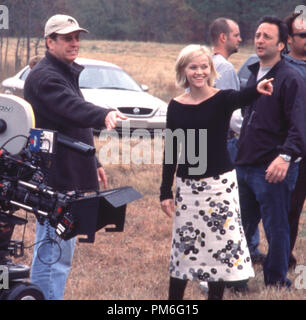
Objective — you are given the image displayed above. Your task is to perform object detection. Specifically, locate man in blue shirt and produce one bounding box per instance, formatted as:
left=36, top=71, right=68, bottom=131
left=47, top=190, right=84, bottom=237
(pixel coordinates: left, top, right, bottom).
left=283, top=11, right=306, bottom=269
left=210, top=18, right=243, bottom=144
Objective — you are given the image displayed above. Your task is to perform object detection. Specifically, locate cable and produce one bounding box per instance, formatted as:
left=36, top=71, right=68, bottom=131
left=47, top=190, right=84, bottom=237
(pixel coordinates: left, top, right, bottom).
left=22, top=214, right=62, bottom=266
left=34, top=140, right=62, bottom=266
left=37, top=238, right=62, bottom=266
left=0, top=134, right=28, bottom=150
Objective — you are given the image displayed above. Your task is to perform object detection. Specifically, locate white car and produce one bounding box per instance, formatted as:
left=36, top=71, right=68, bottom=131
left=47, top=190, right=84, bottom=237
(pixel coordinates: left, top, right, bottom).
left=237, top=54, right=259, bottom=89
left=1, top=57, right=168, bottom=133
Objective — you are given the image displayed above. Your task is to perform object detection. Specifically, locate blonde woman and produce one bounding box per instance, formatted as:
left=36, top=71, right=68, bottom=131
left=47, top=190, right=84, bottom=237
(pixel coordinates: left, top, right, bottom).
left=160, top=44, right=273, bottom=300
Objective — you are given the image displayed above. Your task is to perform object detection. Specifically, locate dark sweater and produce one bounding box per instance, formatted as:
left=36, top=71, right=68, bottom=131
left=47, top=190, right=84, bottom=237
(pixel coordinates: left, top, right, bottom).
left=160, top=86, right=259, bottom=201
left=24, top=51, right=111, bottom=191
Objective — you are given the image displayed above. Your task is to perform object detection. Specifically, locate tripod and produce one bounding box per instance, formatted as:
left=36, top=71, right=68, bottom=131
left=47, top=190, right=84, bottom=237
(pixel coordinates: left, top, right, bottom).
left=0, top=212, right=45, bottom=300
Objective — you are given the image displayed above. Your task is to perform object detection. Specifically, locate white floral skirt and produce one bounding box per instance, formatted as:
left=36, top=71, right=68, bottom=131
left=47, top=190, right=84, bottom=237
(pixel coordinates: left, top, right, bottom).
left=169, top=170, right=254, bottom=282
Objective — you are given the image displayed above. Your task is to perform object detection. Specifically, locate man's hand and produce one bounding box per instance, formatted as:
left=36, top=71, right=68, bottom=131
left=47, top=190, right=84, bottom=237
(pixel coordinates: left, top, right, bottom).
left=97, top=167, right=108, bottom=189
left=160, top=199, right=175, bottom=217
left=105, top=111, right=128, bottom=130
left=265, top=155, right=290, bottom=183
left=257, top=78, right=274, bottom=96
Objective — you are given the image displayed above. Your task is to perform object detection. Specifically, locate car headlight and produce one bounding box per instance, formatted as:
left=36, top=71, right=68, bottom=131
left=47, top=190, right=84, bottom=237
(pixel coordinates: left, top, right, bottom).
left=156, top=107, right=167, bottom=117
left=4, top=88, right=13, bottom=95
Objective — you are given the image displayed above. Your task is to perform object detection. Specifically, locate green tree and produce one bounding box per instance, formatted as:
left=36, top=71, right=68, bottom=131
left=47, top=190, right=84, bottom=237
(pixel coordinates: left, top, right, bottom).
left=1, top=0, right=305, bottom=47
left=186, top=0, right=304, bottom=43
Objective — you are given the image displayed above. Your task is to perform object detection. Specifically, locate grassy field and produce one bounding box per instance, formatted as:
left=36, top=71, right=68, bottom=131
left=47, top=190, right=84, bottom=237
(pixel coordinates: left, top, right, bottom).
left=0, top=38, right=253, bottom=102
left=7, top=39, right=306, bottom=300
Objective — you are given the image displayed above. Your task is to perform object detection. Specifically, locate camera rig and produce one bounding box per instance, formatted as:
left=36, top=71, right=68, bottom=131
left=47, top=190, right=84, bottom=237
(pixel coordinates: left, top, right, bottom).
left=0, top=94, right=142, bottom=253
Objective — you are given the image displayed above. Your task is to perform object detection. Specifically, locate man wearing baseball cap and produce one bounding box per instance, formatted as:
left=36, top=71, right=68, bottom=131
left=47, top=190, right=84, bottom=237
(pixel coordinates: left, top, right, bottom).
left=24, top=14, right=127, bottom=300
left=44, top=14, right=89, bottom=38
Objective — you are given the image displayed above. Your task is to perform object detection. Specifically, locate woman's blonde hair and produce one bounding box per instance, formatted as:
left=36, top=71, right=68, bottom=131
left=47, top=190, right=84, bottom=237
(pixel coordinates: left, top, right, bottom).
left=175, top=44, right=218, bottom=89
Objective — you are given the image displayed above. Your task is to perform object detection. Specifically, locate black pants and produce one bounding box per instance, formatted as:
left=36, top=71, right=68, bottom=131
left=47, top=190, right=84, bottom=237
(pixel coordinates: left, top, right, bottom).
left=168, top=277, right=225, bottom=300
left=289, top=159, right=306, bottom=261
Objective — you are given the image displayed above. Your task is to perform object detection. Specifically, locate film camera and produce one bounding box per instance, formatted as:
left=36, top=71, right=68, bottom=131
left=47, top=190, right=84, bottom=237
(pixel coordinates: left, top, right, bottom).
left=0, top=94, right=142, bottom=299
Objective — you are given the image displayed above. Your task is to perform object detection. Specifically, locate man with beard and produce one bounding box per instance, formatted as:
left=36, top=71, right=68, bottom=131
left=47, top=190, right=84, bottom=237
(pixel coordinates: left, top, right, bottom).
left=235, top=16, right=306, bottom=288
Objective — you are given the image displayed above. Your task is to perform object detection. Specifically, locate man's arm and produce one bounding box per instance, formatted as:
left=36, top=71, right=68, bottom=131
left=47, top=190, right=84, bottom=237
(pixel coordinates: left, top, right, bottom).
left=27, top=76, right=111, bottom=129
left=266, top=75, right=306, bottom=183
left=279, top=76, right=306, bottom=158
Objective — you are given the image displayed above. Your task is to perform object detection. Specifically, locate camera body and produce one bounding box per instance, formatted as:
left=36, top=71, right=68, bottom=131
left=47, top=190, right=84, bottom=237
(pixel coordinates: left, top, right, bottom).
left=0, top=127, right=141, bottom=243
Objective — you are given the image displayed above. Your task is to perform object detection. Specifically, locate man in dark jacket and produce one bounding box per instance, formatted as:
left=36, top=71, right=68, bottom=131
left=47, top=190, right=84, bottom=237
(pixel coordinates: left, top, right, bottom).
left=24, top=14, right=126, bottom=300
left=283, top=11, right=306, bottom=269
left=235, top=16, right=306, bottom=288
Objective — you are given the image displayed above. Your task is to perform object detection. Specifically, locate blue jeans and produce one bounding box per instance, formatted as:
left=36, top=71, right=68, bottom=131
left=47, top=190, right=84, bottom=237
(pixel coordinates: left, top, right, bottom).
left=227, top=137, right=239, bottom=164
left=227, top=137, right=260, bottom=257
left=236, top=163, right=298, bottom=285
left=30, top=220, right=76, bottom=300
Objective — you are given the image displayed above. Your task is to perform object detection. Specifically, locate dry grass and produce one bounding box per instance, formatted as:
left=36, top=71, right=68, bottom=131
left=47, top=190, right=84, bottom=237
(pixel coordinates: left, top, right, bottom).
left=1, top=38, right=254, bottom=102
left=11, top=136, right=306, bottom=300
left=1, top=38, right=185, bottom=102
left=6, top=39, right=306, bottom=300
left=11, top=186, right=306, bottom=301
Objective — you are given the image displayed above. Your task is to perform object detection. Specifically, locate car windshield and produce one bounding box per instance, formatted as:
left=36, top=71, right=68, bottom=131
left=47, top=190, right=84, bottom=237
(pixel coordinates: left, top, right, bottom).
left=237, top=55, right=259, bottom=80
left=20, top=67, right=31, bottom=81
left=79, top=65, right=142, bottom=91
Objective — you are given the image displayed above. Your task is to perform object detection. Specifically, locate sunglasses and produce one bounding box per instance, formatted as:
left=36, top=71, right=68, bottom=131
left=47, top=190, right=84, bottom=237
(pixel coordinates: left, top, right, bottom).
left=291, top=32, right=306, bottom=39
left=58, top=34, right=81, bottom=42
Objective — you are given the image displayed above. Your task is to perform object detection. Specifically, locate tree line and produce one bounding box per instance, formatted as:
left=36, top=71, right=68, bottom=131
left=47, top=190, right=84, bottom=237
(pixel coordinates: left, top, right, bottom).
left=0, top=0, right=304, bottom=73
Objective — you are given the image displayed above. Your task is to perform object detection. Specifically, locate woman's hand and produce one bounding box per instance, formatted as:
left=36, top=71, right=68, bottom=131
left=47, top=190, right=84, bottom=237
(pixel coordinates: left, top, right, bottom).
left=160, top=199, right=174, bottom=217
left=257, top=78, right=274, bottom=96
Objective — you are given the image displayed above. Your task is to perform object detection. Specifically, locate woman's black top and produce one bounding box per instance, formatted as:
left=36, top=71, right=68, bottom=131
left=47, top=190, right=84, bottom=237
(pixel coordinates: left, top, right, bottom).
left=160, top=86, right=259, bottom=201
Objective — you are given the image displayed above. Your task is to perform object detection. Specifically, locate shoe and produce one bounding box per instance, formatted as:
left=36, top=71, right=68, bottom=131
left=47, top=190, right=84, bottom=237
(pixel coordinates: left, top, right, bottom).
left=251, top=252, right=266, bottom=264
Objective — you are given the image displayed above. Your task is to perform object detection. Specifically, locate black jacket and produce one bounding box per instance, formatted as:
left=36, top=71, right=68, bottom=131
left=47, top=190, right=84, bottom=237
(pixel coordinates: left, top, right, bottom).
left=24, top=51, right=111, bottom=191
left=235, top=59, right=306, bottom=166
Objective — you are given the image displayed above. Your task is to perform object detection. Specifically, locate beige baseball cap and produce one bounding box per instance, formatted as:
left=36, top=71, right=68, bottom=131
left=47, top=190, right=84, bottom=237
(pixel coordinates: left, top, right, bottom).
left=44, top=14, right=88, bottom=38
